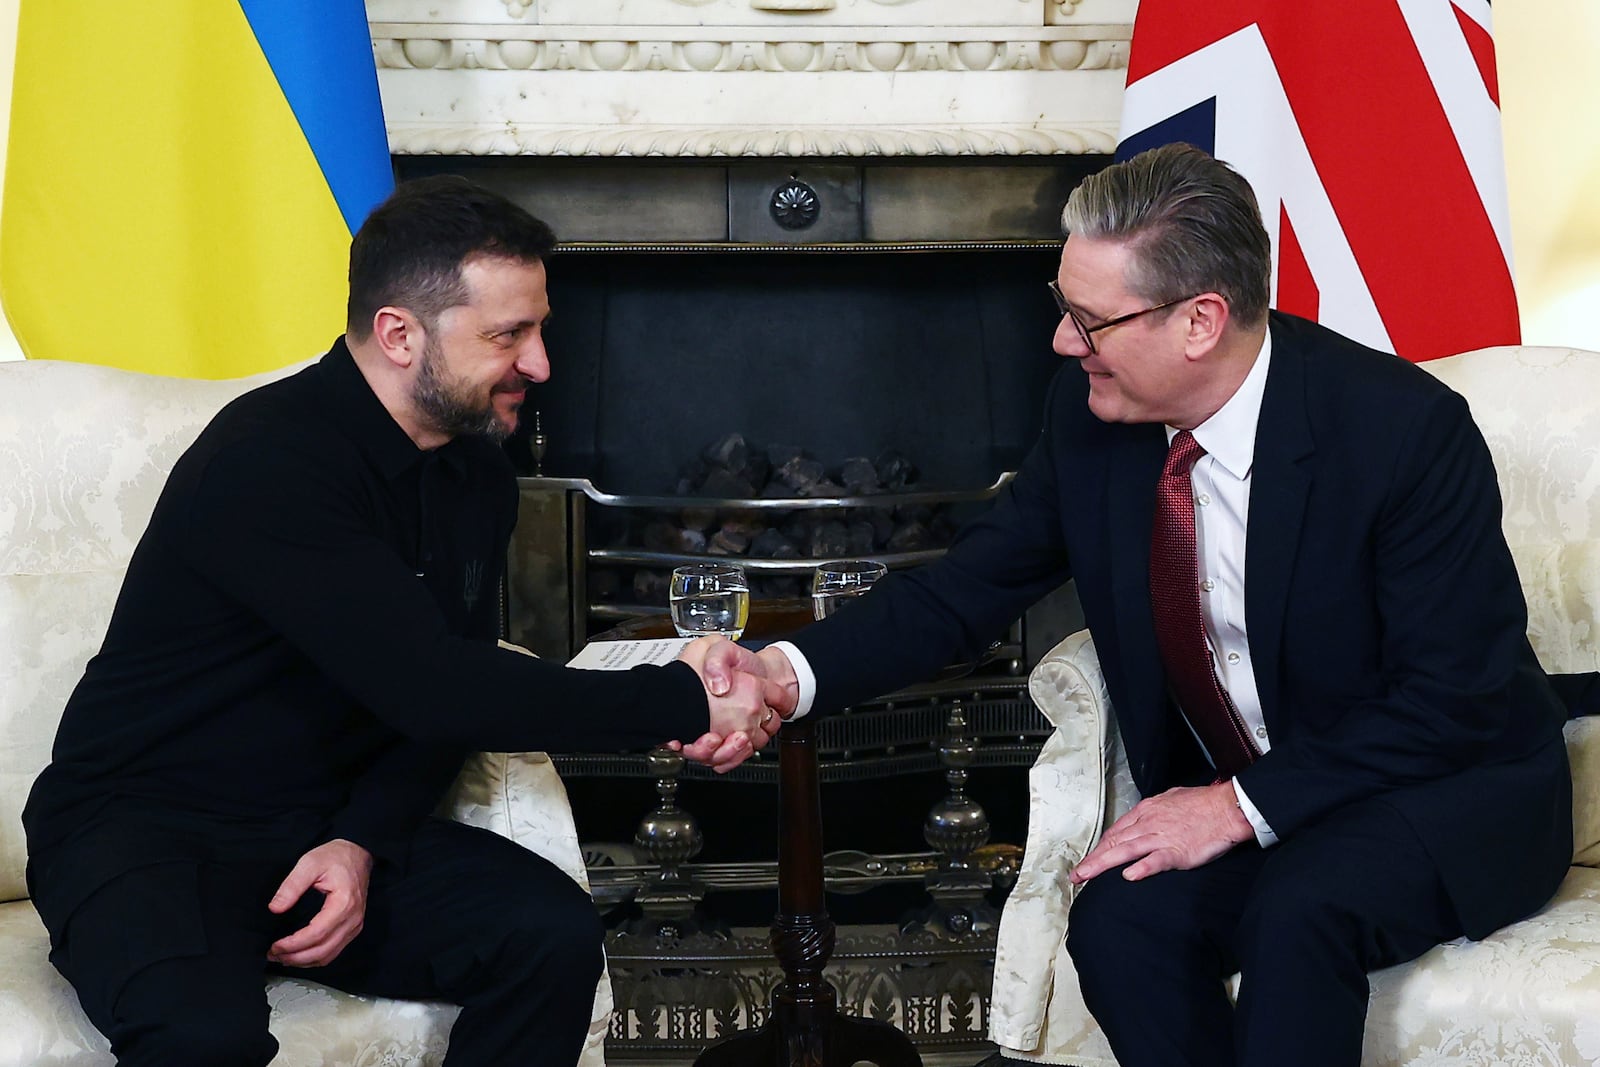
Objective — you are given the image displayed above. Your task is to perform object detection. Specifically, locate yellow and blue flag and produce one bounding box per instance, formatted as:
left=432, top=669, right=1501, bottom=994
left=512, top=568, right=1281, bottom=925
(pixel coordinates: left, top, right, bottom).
left=0, top=1, right=392, bottom=378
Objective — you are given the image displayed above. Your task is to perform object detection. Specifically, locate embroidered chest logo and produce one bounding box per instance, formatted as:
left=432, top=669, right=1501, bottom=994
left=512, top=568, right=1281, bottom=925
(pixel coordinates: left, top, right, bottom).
left=462, top=560, right=485, bottom=613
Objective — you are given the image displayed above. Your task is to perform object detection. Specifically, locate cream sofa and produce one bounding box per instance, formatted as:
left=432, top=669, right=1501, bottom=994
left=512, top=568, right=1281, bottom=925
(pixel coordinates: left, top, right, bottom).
left=990, top=345, right=1600, bottom=1066
left=0, top=358, right=611, bottom=1066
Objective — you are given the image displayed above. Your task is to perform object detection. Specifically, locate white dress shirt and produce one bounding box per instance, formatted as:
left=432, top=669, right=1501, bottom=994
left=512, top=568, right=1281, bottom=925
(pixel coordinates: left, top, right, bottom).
left=773, top=331, right=1279, bottom=846
left=1181, top=332, right=1277, bottom=845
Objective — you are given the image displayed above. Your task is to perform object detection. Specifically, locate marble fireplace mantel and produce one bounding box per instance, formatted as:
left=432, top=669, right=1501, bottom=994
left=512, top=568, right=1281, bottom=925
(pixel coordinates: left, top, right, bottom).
left=367, top=0, right=1134, bottom=157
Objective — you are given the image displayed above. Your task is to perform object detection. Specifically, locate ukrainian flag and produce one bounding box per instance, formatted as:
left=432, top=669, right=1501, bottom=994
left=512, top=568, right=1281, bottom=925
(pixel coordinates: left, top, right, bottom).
left=0, top=1, right=392, bottom=378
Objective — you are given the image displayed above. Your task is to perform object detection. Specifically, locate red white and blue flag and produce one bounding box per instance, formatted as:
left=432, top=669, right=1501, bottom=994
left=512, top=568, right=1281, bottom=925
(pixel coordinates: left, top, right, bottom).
left=1117, top=0, right=1517, bottom=362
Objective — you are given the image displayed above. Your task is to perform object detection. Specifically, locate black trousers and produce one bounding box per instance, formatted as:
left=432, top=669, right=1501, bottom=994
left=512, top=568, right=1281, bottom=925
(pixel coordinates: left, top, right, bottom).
left=1065, top=796, right=1463, bottom=1067
left=35, top=816, right=604, bottom=1067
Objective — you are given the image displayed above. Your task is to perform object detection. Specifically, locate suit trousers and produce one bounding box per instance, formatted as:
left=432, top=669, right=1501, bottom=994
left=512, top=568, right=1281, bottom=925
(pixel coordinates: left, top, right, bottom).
left=1065, top=795, right=1462, bottom=1067
left=36, top=816, right=604, bottom=1067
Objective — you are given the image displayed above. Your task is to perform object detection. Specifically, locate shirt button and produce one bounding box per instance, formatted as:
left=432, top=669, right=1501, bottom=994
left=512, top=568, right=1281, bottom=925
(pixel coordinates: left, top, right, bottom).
left=1227, top=651, right=1240, bottom=664
left=1196, top=493, right=1211, bottom=506
left=1255, top=726, right=1268, bottom=739
left=1201, top=579, right=1215, bottom=592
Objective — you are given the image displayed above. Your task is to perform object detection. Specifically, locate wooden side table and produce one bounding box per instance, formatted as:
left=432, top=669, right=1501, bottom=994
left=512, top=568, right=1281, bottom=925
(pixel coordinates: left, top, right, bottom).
left=695, top=714, right=921, bottom=1067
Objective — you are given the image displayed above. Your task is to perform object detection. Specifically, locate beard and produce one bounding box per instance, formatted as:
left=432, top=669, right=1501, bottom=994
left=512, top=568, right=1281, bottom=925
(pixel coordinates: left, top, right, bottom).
left=412, top=334, right=518, bottom=443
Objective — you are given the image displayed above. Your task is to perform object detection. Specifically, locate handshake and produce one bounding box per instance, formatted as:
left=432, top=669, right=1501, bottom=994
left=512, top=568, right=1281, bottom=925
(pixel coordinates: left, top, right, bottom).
left=672, top=636, right=801, bottom=772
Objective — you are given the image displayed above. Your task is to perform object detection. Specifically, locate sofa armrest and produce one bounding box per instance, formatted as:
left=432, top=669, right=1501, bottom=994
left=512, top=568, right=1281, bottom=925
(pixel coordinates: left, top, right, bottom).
left=441, top=752, right=592, bottom=888
left=438, top=643, right=610, bottom=1065
left=440, top=752, right=610, bottom=1067
left=1022, top=628, right=1141, bottom=854
left=989, top=629, right=1137, bottom=1054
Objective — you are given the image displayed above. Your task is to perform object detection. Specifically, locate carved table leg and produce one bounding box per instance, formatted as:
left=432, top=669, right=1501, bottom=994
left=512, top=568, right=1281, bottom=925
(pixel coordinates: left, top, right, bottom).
left=695, top=718, right=922, bottom=1067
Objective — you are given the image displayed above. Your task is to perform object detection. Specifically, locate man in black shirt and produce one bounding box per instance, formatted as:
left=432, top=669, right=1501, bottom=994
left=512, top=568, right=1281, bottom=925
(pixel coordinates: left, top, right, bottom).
left=23, top=177, right=771, bottom=1067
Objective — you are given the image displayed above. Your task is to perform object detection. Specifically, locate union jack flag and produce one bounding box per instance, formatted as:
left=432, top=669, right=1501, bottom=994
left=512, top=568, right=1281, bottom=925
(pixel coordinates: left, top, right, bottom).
left=1118, top=0, right=1517, bottom=363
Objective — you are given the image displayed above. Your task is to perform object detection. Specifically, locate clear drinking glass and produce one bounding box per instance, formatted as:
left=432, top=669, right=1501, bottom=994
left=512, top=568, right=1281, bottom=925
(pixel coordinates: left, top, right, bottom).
left=811, top=559, right=888, bottom=621
left=669, top=562, right=751, bottom=640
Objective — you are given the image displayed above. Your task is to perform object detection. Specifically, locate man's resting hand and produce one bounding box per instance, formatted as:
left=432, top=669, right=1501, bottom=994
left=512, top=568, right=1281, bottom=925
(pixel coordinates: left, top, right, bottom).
left=267, top=838, right=374, bottom=968
left=1069, top=780, right=1255, bottom=885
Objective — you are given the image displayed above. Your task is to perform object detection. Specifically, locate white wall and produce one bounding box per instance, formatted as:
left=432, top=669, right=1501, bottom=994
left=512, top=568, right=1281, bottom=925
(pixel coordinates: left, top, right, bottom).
left=0, top=2, right=1595, bottom=360
left=1498, top=0, right=1600, bottom=349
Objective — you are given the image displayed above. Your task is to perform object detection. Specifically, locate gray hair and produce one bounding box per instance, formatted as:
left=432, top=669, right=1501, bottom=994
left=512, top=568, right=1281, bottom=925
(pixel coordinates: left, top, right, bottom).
left=1060, top=144, right=1271, bottom=326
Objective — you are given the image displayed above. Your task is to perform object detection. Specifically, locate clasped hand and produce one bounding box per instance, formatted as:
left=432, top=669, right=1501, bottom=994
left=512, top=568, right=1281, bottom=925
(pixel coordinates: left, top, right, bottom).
left=672, top=636, right=799, bottom=772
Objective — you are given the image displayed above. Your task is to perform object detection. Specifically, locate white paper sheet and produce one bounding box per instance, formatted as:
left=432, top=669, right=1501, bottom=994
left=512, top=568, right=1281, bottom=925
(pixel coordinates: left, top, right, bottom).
left=565, top=637, right=694, bottom=671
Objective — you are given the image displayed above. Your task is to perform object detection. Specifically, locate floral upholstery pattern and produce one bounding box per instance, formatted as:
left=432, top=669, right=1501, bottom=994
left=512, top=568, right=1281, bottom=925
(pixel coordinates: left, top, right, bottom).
left=989, top=347, right=1600, bottom=1065
left=1426, top=346, right=1600, bottom=676
left=0, top=359, right=609, bottom=1066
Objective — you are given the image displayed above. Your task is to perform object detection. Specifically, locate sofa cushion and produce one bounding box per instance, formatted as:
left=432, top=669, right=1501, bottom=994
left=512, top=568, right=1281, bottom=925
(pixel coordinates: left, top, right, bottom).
left=0, top=361, right=305, bottom=577
left=1361, top=866, right=1600, bottom=1066
left=0, top=899, right=459, bottom=1067
left=1006, top=867, right=1600, bottom=1067
left=0, top=756, right=610, bottom=1067
left=1, top=359, right=305, bottom=903
left=1421, top=346, right=1600, bottom=548
left=1423, top=346, right=1600, bottom=677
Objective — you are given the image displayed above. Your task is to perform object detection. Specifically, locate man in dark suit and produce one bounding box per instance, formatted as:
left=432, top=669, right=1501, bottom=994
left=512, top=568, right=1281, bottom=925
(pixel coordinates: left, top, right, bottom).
left=699, top=143, right=1573, bottom=1066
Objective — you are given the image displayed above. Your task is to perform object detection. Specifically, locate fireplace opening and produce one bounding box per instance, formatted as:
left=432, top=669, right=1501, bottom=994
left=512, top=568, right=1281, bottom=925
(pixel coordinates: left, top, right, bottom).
left=507, top=246, right=1067, bottom=492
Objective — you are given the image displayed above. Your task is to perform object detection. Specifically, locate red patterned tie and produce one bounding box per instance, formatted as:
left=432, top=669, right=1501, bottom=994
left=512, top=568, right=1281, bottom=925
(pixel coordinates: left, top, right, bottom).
left=1149, top=430, right=1258, bottom=779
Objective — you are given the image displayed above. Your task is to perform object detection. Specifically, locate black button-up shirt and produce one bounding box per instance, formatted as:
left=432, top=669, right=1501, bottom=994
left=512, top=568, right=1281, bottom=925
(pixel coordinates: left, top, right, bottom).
left=25, top=339, right=706, bottom=877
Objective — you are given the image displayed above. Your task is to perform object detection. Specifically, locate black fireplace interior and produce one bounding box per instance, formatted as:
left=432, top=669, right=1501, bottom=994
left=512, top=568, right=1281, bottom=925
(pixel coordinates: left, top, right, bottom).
left=394, top=154, right=1107, bottom=493
left=511, top=247, right=1065, bottom=492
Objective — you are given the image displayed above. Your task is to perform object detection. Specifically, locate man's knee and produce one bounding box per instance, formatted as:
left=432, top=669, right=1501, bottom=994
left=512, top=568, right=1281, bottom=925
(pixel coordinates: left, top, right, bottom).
left=100, top=947, right=278, bottom=1067
left=501, top=892, right=605, bottom=986
left=110, top=1010, right=277, bottom=1067
left=1066, top=868, right=1165, bottom=991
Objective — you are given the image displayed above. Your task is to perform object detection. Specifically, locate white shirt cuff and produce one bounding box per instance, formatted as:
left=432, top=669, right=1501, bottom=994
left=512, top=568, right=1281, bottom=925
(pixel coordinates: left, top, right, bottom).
left=767, top=641, right=816, bottom=720
left=1233, top=779, right=1278, bottom=847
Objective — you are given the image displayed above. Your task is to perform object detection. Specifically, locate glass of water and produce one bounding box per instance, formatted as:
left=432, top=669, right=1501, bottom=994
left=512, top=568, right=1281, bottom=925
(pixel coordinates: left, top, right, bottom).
left=811, top=559, right=887, bottom=621
left=669, top=562, right=751, bottom=640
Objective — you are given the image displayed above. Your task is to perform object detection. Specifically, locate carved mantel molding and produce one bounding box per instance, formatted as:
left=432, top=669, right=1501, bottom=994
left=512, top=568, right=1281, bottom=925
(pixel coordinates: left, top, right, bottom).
left=371, top=33, right=1129, bottom=75
left=368, top=1, right=1135, bottom=158
left=386, top=122, right=1117, bottom=158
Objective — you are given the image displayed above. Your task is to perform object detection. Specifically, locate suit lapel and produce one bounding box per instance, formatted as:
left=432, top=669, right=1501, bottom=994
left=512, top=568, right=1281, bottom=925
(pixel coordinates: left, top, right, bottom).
left=1107, top=424, right=1170, bottom=767
left=1246, top=324, right=1316, bottom=730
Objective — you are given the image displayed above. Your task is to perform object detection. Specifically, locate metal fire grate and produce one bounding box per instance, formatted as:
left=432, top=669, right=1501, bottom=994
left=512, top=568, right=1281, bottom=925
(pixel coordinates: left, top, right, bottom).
left=506, top=474, right=1015, bottom=662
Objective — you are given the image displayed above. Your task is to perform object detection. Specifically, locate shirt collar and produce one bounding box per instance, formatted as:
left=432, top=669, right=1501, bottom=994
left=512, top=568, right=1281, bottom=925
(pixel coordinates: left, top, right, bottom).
left=1166, top=329, right=1272, bottom=480
left=318, top=337, right=435, bottom=481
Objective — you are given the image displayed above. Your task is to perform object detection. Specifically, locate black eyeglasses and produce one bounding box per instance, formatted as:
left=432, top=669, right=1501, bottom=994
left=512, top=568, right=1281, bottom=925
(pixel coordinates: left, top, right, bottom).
left=1047, top=280, right=1195, bottom=354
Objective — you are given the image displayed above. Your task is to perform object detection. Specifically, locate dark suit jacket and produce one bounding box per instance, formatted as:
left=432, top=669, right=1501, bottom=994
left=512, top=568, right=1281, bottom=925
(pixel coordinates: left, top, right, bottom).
left=791, top=311, right=1572, bottom=939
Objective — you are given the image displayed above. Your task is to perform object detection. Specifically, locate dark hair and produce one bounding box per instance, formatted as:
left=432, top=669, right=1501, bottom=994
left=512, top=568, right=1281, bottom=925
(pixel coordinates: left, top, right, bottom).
left=346, top=175, right=558, bottom=339
left=1060, top=144, right=1271, bottom=326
